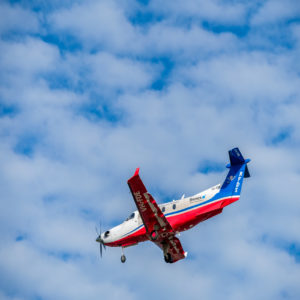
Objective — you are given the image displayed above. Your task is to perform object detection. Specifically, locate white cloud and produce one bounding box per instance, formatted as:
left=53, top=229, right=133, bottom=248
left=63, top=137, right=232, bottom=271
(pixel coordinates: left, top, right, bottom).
left=49, top=0, right=242, bottom=57
left=0, top=38, right=61, bottom=91
left=50, top=0, right=139, bottom=52
left=148, top=0, right=248, bottom=25
left=251, top=0, right=300, bottom=26
left=177, top=51, right=300, bottom=103
left=1, top=0, right=300, bottom=300
left=85, top=52, right=158, bottom=91
left=0, top=240, right=136, bottom=300
left=143, top=22, right=239, bottom=60
left=0, top=2, right=39, bottom=35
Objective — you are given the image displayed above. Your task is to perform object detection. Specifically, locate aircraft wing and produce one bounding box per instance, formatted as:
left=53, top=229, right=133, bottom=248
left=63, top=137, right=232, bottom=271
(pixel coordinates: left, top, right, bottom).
left=154, top=236, right=186, bottom=263
left=127, top=168, right=173, bottom=236
left=127, top=168, right=186, bottom=263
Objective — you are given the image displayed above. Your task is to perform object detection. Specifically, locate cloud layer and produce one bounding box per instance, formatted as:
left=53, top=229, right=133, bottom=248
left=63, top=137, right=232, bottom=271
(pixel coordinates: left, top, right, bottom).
left=1, top=0, right=300, bottom=299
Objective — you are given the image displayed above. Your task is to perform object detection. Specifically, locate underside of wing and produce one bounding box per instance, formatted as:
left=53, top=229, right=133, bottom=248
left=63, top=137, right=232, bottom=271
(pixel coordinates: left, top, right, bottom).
left=127, top=168, right=186, bottom=263
left=127, top=168, right=174, bottom=240
left=155, top=236, right=186, bottom=263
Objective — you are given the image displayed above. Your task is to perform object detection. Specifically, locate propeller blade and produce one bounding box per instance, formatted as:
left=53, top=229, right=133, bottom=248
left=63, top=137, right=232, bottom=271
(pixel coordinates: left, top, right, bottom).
left=96, top=220, right=106, bottom=259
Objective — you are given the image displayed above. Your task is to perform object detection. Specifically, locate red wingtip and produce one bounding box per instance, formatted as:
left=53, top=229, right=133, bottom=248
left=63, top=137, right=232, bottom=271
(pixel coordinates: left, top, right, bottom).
left=128, top=167, right=140, bottom=182
left=134, top=167, right=140, bottom=176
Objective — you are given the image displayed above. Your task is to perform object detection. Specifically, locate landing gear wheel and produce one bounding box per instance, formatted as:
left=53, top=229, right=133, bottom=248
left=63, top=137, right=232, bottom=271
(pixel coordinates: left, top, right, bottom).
left=121, top=254, right=126, bottom=263
left=164, top=253, right=172, bottom=263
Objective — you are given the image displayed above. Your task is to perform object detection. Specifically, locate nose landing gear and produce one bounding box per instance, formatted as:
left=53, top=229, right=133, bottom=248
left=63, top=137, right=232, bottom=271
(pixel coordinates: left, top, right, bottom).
left=121, top=247, right=126, bottom=263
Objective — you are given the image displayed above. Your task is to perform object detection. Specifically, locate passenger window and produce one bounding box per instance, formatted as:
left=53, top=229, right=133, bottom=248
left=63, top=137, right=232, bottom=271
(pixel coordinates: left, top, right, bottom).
left=172, top=204, right=176, bottom=210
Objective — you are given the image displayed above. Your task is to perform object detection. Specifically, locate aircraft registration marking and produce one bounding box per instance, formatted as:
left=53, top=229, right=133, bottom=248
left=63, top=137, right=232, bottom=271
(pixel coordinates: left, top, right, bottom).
left=144, top=192, right=167, bottom=228
left=234, top=171, right=244, bottom=193
left=134, top=191, right=147, bottom=212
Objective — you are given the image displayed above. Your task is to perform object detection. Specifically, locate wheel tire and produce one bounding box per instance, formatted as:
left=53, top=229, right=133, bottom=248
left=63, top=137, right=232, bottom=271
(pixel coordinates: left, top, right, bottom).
left=121, top=255, right=126, bottom=263
left=164, top=253, right=172, bottom=263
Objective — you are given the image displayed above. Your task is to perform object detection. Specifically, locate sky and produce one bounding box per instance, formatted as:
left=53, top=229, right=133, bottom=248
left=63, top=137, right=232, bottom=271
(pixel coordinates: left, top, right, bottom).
left=0, top=0, right=300, bottom=299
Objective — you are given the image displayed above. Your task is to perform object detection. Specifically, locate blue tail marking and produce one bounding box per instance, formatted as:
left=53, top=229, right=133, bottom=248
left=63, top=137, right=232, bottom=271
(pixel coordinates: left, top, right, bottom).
left=219, top=147, right=251, bottom=198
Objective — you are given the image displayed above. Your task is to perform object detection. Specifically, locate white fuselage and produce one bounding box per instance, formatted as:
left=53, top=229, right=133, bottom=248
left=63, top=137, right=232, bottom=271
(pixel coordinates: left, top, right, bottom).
left=101, top=183, right=221, bottom=245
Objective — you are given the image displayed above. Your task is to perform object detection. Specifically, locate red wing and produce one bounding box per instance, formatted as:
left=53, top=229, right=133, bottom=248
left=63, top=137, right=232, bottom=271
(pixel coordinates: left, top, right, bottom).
left=155, top=236, right=186, bottom=263
left=128, top=168, right=186, bottom=263
left=127, top=168, right=174, bottom=239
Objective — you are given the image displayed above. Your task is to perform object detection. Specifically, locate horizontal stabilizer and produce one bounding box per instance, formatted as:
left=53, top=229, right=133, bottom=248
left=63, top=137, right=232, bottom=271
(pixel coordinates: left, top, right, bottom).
left=244, top=164, right=250, bottom=178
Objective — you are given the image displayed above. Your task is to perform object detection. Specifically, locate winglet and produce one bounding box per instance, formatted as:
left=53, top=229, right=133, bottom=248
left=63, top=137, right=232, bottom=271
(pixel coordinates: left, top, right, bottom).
left=134, top=167, right=140, bottom=177
left=128, top=167, right=140, bottom=181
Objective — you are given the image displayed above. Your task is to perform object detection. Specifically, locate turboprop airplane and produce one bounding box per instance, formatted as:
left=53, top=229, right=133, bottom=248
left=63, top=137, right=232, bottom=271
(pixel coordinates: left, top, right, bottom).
left=96, top=147, right=250, bottom=264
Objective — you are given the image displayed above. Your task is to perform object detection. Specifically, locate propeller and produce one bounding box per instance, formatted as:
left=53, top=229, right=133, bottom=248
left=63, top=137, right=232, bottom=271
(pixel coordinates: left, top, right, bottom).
left=95, top=222, right=106, bottom=258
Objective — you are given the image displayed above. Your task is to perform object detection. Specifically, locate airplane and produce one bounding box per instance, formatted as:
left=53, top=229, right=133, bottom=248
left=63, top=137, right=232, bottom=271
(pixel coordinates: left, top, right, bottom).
left=96, top=147, right=250, bottom=264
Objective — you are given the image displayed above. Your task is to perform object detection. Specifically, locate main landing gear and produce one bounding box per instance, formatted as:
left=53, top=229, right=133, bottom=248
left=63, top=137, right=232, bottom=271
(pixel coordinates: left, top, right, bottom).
left=164, top=253, right=173, bottom=263
left=121, top=247, right=126, bottom=263
left=162, top=242, right=173, bottom=263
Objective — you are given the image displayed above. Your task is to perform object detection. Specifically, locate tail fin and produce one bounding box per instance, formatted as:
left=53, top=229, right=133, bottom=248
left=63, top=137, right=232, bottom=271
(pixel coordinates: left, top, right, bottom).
left=220, top=148, right=251, bottom=198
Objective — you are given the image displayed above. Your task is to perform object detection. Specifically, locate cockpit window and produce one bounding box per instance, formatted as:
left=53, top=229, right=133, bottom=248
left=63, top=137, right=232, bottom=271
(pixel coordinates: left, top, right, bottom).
left=126, top=212, right=135, bottom=221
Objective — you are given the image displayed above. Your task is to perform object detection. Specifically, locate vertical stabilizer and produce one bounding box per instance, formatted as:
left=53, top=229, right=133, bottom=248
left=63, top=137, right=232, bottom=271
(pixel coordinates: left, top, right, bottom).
left=219, top=148, right=250, bottom=198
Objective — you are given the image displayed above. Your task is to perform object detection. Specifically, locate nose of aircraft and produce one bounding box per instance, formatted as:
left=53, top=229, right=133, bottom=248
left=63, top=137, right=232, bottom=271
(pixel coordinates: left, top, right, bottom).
left=96, top=233, right=106, bottom=257
left=96, top=234, right=102, bottom=243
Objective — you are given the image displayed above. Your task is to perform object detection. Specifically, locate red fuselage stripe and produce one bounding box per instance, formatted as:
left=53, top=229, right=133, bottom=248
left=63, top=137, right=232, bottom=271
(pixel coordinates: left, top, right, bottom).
left=105, top=196, right=239, bottom=247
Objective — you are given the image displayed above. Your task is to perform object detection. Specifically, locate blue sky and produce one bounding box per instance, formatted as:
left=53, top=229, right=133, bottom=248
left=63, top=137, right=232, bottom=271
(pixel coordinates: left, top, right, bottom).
left=0, top=0, right=300, bottom=299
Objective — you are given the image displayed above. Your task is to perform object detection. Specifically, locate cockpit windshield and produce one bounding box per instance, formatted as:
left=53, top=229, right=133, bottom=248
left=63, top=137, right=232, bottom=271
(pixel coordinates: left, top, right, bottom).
left=126, top=212, right=135, bottom=221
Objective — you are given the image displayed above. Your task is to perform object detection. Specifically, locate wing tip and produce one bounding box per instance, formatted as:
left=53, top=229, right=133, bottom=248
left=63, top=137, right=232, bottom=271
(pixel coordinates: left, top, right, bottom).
left=128, top=167, right=140, bottom=182
left=134, top=167, right=140, bottom=177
